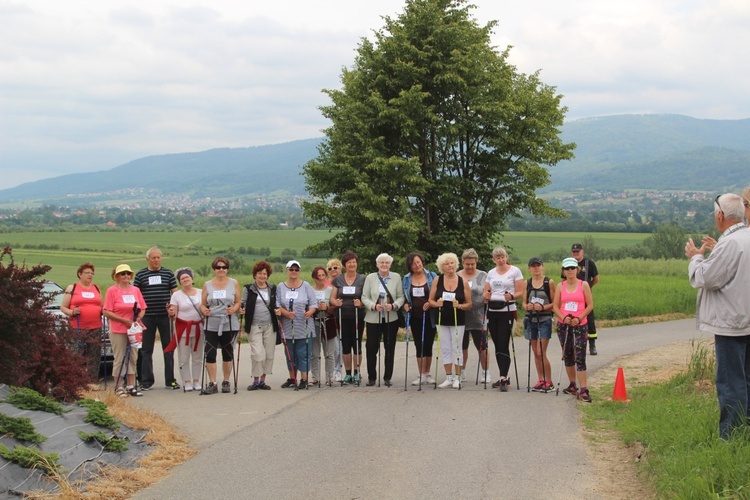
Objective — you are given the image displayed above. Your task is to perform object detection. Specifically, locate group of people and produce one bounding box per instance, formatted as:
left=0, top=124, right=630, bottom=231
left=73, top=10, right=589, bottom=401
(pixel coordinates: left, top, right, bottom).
left=59, top=243, right=599, bottom=403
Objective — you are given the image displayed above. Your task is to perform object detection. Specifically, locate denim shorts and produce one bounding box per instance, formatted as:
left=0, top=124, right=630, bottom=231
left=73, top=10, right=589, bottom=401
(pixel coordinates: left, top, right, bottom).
left=523, top=316, right=552, bottom=341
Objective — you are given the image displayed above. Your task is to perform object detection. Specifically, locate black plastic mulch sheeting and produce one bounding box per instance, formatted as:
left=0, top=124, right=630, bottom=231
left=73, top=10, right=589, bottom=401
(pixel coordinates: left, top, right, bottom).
left=0, top=385, right=151, bottom=498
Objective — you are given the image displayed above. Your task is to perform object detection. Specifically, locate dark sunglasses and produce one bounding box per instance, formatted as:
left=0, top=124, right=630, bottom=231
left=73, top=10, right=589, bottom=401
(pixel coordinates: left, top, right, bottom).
left=327, top=266, right=340, bottom=271
left=563, top=266, right=578, bottom=271
left=288, top=267, right=301, bottom=272
left=214, top=265, right=228, bottom=270
left=714, top=195, right=723, bottom=213
left=117, top=271, right=132, bottom=276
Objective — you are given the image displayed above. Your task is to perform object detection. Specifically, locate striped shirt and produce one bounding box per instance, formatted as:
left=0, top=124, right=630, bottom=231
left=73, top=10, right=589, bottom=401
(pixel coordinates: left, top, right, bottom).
left=133, top=267, right=177, bottom=317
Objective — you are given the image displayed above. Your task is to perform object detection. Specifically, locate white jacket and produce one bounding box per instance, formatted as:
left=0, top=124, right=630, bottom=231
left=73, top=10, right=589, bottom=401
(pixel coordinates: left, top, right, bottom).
left=689, top=224, right=750, bottom=337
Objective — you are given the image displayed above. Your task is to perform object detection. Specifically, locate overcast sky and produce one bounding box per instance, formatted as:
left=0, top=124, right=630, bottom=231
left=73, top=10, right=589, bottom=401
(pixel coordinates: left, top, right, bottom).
left=1, top=0, right=748, bottom=190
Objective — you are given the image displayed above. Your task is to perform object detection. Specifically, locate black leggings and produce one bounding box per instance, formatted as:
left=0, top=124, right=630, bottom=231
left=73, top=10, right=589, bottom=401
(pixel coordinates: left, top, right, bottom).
left=462, top=328, right=487, bottom=351
left=488, top=311, right=514, bottom=378
left=409, top=313, right=436, bottom=358
left=340, top=316, right=365, bottom=355
left=366, top=320, right=399, bottom=381
left=204, top=330, right=237, bottom=364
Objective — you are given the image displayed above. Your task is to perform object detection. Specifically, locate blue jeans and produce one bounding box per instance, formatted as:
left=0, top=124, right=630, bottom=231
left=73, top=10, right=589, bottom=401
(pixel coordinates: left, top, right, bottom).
left=524, top=316, right=552, bottom=341
left=714, top=334, right=750, bottom=439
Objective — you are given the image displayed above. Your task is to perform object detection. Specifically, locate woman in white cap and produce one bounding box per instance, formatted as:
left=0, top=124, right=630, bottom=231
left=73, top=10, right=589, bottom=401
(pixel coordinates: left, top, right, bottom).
left=276, top=260, right=317, bottom=390
left=552, top=257, right=594, bottom=402
left=103, top=264, right=147, bottom=397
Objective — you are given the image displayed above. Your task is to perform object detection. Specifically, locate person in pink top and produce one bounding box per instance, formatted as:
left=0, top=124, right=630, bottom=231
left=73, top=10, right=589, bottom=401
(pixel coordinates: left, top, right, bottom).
left=552, top=257, right=594, bottom=402
left=103, top=264, right=147, bottom=397
left=61, top=262, right=103, bottom=378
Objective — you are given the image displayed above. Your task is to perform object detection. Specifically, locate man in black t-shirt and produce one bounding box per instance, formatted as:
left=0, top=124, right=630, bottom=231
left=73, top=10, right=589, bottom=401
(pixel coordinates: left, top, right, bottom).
left=134, top=246, right=179, bottom=389
left=572, top=243, right=599, bottom=355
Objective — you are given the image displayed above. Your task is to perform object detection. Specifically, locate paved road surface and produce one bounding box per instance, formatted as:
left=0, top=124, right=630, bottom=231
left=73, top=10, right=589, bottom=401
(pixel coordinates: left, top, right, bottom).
left=131, top=319, right=707, bottom=499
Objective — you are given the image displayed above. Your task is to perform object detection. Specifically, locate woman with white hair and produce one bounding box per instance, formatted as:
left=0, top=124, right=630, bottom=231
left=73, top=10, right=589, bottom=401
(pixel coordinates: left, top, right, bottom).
left=361, top=253, right=405, bottom=387
left=482, top=246, right=524, bottom=392
left=428, top=252, right=472, bottom=389
left=167, top=268, right=204, bottom=392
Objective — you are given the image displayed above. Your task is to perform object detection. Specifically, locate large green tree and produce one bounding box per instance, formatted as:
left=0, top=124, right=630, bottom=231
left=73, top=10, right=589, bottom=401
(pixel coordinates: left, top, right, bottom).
left=303, top=0, right=575, bottom=269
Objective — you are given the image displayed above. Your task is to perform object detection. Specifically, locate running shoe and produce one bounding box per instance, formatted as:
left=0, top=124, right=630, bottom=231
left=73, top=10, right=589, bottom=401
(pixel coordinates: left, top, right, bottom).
left=578, top=388, right=592, bottom=403
left=168, top=381, right=180, bottom=390
left=206, top=382, right=219, bottom=394
left=461, top=373, right=466, bottom=382
left=334, top=369, right=343, bottom=382
left=193, top=383, right=202, bottom=391
left=258, top=381, right=271, bottom=390
left=297, top=380, right=308, bottom=390
left=411, top=375, right=423, bottom=386
left=531, top=380, right=546, bottom=392
left=562, top=382, right=578, bottom=396
left=544, top=381, right=555, bottom=393
left=140, top=383, right=153, bottom=391
left=384, top=379, right=392, bottom=387
left=452, top=377, right=461, bottom=389
left=438, top=376, right=454, bottom=389
left=483, top=370, right=492, bottom=384
left=221, top=381, right=231, bottom=393
left=425, top=374, right=435, bottom=385
left=492, top=380, right=501, bottom=389
left=281, top=378, right=296, bottom=389
left=499, top=378, right=509, bottom=392
left=184, top=384, right=193, bottom=392
left=248, top=382, right=259, bottom=391
left=366, top=379, right=376, bottom=386
left=353, top=373, right=361, bottom=385
left=342, top=374, right=353, bottom=385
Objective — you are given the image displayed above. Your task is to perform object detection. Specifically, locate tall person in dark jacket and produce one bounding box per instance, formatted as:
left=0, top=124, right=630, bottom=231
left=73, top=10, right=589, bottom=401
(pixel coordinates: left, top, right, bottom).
left=571, top=243, right=599, bottom=355
left=134, top=246, right=179, bottom=390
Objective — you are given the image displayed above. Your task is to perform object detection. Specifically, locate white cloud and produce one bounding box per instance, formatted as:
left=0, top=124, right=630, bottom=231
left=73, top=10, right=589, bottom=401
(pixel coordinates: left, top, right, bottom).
left=1, top=0, right=749, bottom=190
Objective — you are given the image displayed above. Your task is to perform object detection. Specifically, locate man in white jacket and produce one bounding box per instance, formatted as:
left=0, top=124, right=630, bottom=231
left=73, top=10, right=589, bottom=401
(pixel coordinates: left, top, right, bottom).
left=686, top=193, right=750, bottom=439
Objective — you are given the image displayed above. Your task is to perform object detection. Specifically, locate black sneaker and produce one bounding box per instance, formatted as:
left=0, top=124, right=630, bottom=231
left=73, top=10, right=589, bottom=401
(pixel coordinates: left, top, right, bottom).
left=281, top=378, right=296, bottom=389
left=258, top=381, right=271, bottom=390
left=384, top=379, right=392, bottom=387
left=578, top=388, right=592, bottom=403
left=562, top=382, right=578, bottom=396
left=169, top=381, right=181, bottom=390
left=492, top=380, right=501, bottom=389
left=247, top=382, right=259, bottom=391
left=297, top=380, right=308, bottom=390
left=499, top=378, right=509, bottom=392
left=140, top=383, right=153, bottom=391
left=221, top=381, right=231, bottom=393
left=205, top=382, right=218, bottom=394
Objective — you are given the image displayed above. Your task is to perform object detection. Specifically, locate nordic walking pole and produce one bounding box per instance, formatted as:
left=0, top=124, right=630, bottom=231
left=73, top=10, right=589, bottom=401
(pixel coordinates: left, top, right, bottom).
left=527, top=310, right=532, bottom=393
left=234, top=315, right=243, bottom=395
left=538, top=311, right=548, bottom=392
left=199, top=314, right=209, bottom=395
left=319, top=313, right=325, bottom=388
left=278, top=317, right=296, bottom=381
left=378, top=292, right=386, bottom=387
left=434, top=307, right=442, bottom=390
left=354, top=303, right=361, bottom=386
left=479, top=303, right=488, bottom=388
left=509, top=315, right=520, bottom=390
left=304, top=314, right=310, bottom=390
left=338, top=307, right=345, bottom=387
left=102, top=316, right=108, bottom=390
left=290, top=298, right=299, bottom=390
left=556, top=322, right=570, bottom=396
left=454, top=305, right=461, bottom=390
left=418, top=312, right=426, bottom=392
left=404, top=311, right=411, bottom=391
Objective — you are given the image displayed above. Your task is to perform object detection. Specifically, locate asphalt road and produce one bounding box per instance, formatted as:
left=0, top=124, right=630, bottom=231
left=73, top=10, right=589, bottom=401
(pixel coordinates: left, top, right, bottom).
left=130, top=319, right=707, bottom=499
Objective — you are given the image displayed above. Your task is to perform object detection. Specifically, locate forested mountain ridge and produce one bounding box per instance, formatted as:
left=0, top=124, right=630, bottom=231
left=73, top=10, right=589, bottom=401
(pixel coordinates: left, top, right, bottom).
left=1, top=114, right=747, bottom=204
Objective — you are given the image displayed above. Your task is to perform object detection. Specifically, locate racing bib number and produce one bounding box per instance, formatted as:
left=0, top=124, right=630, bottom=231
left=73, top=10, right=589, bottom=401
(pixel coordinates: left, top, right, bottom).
left=148, top=276, right=162, bottom=285
left=563, top=301, right=579, bottom=312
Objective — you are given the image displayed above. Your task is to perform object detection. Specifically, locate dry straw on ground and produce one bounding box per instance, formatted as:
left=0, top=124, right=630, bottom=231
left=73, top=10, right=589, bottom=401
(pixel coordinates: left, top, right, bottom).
left=26, top=388, right=196, bottom=499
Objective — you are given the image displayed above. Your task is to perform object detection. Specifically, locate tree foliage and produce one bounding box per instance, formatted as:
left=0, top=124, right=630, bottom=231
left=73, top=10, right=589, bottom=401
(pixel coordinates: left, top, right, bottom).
left=0, top=247, right=93, bottom=401
left=303, top=0, right=575, bottom=267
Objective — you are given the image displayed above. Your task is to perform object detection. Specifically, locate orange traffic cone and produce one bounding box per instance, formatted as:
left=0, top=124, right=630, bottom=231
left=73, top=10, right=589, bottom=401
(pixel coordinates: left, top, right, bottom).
left=609, top=366, right=631, bottom=402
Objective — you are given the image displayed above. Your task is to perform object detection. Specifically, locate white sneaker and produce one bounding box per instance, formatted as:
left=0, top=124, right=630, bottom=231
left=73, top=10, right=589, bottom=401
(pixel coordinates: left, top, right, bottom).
left=425, top=374, right=436, bottom=385
left=483, top=370, right=492, bottom=384
left=334, top=370, right=342, bottom=382
left=453, top=377, right=461, bottom=389
left=411, top=375, right=423, bottom=386
left=184, top=383, right=193, bottom=392
left=193, top=383, right=202, bottom=391
left=460, top=373, right=466, bottom=382
left=438, top=376, right=454, bottom=389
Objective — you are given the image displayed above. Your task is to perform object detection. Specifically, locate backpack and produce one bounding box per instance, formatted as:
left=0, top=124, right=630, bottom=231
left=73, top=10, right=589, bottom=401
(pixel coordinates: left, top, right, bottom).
left=526, top=277, right=550, bottom=303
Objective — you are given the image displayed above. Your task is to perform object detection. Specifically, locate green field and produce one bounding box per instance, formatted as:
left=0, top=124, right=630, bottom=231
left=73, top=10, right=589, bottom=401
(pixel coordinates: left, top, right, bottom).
left=3, top=229, right=696, bottom=321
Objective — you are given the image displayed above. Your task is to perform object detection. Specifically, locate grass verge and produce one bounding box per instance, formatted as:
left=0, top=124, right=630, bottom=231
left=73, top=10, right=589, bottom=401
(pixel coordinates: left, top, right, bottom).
left=583, top=341, right=750, bottom=498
